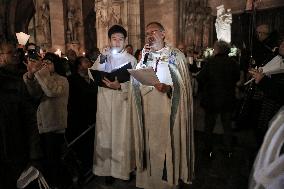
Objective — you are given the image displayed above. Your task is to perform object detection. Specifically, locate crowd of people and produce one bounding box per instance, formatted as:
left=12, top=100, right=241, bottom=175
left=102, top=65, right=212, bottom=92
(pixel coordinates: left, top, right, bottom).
left=0, top=21, right=284, bottom=189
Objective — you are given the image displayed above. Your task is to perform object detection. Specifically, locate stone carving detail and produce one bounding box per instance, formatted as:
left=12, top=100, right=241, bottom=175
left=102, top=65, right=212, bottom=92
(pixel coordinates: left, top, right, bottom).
left=95, top=0, right=123, bottom=51
left=215, top=5, right=232, bottom=43
left=65, top=0, right=85, bottom=55
left=183, top=0, right=212, bottom=51
left=37, top=1, right=51, bottom=45
left=66, top=2, right=82, bottom=43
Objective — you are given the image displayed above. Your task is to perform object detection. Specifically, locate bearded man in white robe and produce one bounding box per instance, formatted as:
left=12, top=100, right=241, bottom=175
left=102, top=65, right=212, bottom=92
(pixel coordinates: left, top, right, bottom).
left=129, top=22, right=195, bottom=189
left=88, top=25, right=137, bottom=182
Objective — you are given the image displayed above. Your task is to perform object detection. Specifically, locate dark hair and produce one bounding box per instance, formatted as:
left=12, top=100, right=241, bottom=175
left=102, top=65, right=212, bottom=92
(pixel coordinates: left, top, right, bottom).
left=74, top=56, right=87, bottom=71
left=108, top=25, right=127, bottom=39
left=125, top=44, right=133, bottom=49
left=214, top=40, right=231, bottom=55
left=134, top=49, right=142, bottom=60
left=43, top=52, right=66, bottom=76
left=146, top=22, right=165, bottom=31
left=86, top=47, right=100, bottom=62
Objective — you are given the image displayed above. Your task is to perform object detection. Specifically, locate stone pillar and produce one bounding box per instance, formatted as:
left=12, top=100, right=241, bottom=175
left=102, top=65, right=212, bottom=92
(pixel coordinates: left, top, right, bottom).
left=49, top=0, right=65, bottom=53
left=127, top=0, right=141, bottom=50
left=144, top=0, right=178, bottom=47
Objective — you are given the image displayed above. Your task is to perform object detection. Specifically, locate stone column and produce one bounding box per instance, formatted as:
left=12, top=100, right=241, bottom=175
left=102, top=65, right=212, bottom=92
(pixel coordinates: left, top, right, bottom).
left=49, top=0, right=65, bottom=53
left=144, top=0, right=178, bottom=47
left=127, top=0, right=141, bottom=50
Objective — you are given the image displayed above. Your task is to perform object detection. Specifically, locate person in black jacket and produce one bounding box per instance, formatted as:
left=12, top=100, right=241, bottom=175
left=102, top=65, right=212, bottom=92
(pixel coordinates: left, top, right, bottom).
left=249, top=40, right=284, bottom=146
left=197, top=40, right=240, bottom=158
left=67, top=56, right=98, bottom=183
left=0, top=42, right=42, bottom=189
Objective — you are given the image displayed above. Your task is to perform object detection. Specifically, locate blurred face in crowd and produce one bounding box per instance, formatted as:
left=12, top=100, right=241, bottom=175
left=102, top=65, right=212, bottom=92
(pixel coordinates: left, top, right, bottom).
left=43, top=59, right=55, bottom=73
left=178, top=44, right=186, bottom=54
left=279, top=41, right=284, bottom=56
left=213, top=43, right=220, bottom=55
left=125, top=45, right=133, bottom=55
left=256, top=25, right=270, bottom=42
left=66, top=49, right=77, bottom=62
left=0, top=44, right=18, bottom=67
left=79, top=57, right=92, bottom=73
left=145, top=23, right=165, bottom=50
left=137, top=50, right=142, bottom=61
left=109, top=32, right=125, bottom=54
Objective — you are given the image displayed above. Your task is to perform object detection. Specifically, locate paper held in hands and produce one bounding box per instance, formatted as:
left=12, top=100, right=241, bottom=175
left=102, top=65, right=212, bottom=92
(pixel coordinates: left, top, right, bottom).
left=261, top=55, right=284, bottom=75
left=128, top=67, right=160, bottom=86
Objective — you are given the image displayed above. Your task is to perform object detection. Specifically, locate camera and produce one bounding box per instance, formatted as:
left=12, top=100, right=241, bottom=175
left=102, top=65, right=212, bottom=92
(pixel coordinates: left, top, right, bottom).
left=26, top=49, right=41, bottom=62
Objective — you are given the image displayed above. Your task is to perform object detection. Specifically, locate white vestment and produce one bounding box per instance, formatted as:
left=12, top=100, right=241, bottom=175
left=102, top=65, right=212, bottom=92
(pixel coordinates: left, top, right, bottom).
left=89, top=50, right=137, bottom=180
left=129, top=46, right=195, bottom=189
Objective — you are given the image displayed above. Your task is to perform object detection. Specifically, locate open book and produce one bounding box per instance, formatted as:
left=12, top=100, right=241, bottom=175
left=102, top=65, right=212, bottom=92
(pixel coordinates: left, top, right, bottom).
left=90, top=62, right=132, bottom=87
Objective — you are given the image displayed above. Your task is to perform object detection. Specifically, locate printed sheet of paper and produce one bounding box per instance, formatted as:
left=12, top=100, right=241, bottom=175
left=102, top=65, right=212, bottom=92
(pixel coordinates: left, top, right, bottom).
left=128, top=67, right=160, bottom=86
left=261, top=55, right=284, bottom=75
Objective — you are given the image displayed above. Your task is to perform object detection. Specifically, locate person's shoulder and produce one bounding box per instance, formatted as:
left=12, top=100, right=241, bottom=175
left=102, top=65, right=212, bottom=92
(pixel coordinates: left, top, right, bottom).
left=0, top=68, right=23, bottom=85
left=170, top=47, right=184, bottom=56
left=166, top=47, right=184, bottom=60
left=54, top=73, right=69, bottom=83
left=123, top=52, right=137, bottom=66
left=0, top=70, right=27, bottom=97
left=67, top=73, right=81, bottom=82
left=124, top=51, right=136, bottom=61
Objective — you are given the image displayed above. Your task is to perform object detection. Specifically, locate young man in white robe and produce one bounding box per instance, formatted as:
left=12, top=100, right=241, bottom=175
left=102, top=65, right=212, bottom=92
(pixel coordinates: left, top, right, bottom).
left=88, top=25, right=137, bottom=183
left=129, top=22, right=195, bottom=189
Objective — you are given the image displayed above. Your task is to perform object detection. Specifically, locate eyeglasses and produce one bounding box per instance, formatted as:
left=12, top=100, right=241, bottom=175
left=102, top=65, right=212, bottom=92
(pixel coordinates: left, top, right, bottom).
left=146, top=29, right=162, bottom=37
left=257, top=31, right=269, bottom=35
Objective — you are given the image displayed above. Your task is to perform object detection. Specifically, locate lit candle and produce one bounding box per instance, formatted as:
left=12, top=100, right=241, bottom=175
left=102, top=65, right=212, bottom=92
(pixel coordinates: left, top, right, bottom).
left=55, top=49, right=62, bottom=57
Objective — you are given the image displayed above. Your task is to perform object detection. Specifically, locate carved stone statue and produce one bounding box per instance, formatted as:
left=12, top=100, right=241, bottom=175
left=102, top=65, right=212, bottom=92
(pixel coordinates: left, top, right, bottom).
left=185, top=13, right=196, bottom=48
left=215, top=5, right=232, bottom=43
left=108, top=7, right=119, bottom=27
left=94, top=0, right=123, bottom=51
left=39, top=2, right=50, bottom=44
left=67, top=6, right=76, bottom=42
left=66, top=4, right=82, bottom=43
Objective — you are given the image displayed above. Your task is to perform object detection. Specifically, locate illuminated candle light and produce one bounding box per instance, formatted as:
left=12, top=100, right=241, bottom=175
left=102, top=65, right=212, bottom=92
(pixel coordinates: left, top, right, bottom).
left=55, top=49, right=62, bottom=57
left=16, top=32, right=30, bottom=45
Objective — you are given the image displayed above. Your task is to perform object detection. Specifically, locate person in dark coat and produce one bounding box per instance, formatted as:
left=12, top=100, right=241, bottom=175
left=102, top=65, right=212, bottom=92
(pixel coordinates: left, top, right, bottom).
left=67, top=56, right=98, bottom=183
left=249, top=40, right=284, bottom=146
left=0, top=42, right=42, bottom=189
left=197, top=40, right=240, bottom=157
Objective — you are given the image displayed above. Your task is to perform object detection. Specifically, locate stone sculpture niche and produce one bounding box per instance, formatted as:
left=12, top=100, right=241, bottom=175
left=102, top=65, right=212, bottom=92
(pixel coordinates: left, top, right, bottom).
left=215, top=4, right=232, bottom=43
left=66, top=0, right=84, bottom=55
left=95, top=0, right=123, bottom=51
left=183, top=0, right=212, bottom=52
left=37, top=0, right=51, bottom=46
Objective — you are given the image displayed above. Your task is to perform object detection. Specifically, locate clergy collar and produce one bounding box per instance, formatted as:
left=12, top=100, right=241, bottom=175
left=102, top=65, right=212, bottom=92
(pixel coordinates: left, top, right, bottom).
left=152, top=46, right=169, bottom=54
